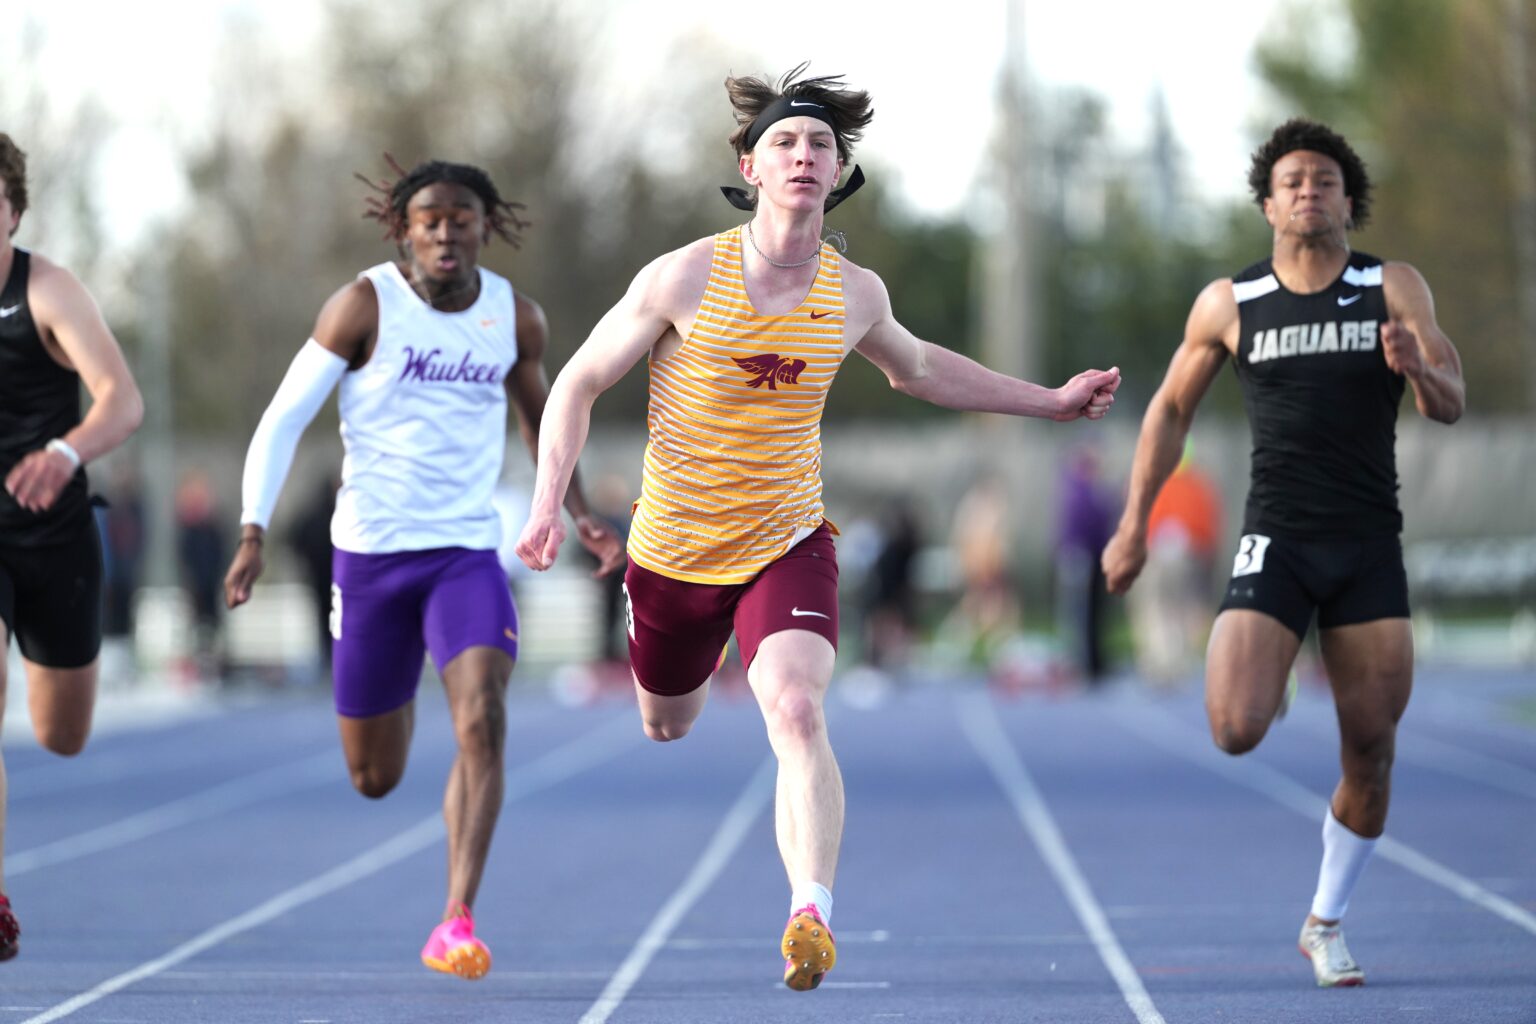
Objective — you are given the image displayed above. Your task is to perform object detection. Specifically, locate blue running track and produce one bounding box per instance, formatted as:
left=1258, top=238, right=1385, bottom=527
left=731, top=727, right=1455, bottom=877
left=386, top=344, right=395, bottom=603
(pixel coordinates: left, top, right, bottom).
left=2, top=666, right=1532, bottom=1023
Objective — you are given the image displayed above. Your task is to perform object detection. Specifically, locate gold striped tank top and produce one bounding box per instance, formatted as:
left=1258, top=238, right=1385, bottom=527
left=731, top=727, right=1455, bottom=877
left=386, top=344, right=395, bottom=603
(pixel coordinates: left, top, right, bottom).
left=627, top=226, right=846, bottom=584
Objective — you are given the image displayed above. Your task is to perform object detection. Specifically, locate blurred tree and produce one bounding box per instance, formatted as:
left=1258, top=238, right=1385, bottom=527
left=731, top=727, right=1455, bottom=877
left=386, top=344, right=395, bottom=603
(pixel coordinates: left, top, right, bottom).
left=153, top=0, right=728, bottom=435
left=141, top=0, right=982, bottom=434
left=1028, top=87, right=1268, bottom=417
left=0, top=16, right=110, bottom=282
left=820, top=179, right=977, bottom=421
left=1256, top=0, right=1534, bottom=412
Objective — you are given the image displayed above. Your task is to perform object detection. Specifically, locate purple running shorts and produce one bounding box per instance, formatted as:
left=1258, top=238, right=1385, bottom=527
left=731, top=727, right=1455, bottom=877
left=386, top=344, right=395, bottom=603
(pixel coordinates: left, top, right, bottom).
left=330, top=546, right=518, bottom=718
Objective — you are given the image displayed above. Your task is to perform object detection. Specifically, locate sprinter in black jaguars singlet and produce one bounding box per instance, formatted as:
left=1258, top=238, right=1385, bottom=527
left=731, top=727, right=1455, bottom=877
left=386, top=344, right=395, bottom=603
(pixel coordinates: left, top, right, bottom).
left=1102, top=120, right=1465, bottom=989
left=0, top=133, right=144, bottom=962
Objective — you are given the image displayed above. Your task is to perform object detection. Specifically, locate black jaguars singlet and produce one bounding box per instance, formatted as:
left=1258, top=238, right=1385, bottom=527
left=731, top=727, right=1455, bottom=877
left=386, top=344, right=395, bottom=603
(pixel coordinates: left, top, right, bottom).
left=1230, top=251, right=1406, bottom=539
left=0, top=249, right=91, bottom=544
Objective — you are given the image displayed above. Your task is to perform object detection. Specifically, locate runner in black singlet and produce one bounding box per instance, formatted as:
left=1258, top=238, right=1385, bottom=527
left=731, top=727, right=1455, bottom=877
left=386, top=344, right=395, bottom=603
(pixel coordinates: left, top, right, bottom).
left=1102, top=119, right=1465, bottom=988
left=0, top=133, right=145, bottom=962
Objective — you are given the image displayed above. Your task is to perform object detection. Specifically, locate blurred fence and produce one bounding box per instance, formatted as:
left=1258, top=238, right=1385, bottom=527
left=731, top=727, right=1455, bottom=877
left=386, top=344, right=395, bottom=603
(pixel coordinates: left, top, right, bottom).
left=83, top=415, right=1536, bottom=685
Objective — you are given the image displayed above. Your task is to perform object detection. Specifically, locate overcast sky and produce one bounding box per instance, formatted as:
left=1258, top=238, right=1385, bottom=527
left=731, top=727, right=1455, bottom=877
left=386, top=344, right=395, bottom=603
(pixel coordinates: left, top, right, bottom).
left=14, top=0, right=1301, bottom=241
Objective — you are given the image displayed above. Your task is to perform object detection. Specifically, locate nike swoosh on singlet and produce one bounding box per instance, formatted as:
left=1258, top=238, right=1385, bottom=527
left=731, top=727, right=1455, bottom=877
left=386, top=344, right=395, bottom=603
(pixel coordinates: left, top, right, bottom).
left=809, top=310, right=831, bottom=319
left=1337, top=293, right=1362, bottom=306
left=791, top=608, right=830, bottom=619
left=0, top=304, right=20, bottom=317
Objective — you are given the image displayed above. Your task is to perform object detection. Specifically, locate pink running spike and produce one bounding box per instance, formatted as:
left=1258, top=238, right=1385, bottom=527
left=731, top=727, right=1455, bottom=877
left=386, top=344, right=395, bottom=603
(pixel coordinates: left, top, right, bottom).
left=421, top=906, right=490, bottom=980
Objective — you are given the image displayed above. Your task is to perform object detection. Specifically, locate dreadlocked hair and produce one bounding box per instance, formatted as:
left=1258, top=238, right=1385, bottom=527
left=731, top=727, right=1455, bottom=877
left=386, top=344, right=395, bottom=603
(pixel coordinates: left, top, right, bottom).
left=356, top=154, right=531, bottom=248
left=1249, top=118, right=1372, bottom=229
left=725, top=62, right=874, bottom=164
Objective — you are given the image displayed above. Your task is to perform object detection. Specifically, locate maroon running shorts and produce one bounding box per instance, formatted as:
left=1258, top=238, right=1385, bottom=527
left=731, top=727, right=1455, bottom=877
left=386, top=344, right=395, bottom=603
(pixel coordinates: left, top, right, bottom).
left=623, top=523, right=839, bottom=696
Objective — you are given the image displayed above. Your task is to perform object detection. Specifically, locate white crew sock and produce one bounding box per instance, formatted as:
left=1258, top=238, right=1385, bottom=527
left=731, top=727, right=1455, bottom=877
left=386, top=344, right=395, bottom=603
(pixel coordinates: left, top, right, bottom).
left=790, top=882, right=834, bottom=925
left=1309, top=810, right=1378, bottom=922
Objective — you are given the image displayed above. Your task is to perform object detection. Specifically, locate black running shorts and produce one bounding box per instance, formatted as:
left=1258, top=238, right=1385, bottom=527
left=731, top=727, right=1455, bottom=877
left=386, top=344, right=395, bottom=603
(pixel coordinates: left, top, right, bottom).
left=1216, top=532, right=1409, bottom=641
left=0, top=518, right=104, bottom=669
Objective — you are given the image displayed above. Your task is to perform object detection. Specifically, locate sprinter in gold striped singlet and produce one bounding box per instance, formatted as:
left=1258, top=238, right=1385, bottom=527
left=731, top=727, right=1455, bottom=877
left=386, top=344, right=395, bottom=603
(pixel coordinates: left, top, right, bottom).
left=517, top=65, right=1121, bottom=992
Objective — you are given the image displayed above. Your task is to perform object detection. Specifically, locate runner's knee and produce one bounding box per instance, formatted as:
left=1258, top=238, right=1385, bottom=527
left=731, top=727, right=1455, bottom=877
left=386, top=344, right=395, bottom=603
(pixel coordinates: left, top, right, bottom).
left=1340, top=728, right=1395, bottom=786
left=760, top=682, right=825, bottom=746
left=1209, top=714, right=1266, bottom=756
left=642, top=716, right=693, bottom=743
left=349, top=762, right=404, bottom=798
left=35, top=720, right=90, bottom=757
left=453, top=688, right=506, bottom=760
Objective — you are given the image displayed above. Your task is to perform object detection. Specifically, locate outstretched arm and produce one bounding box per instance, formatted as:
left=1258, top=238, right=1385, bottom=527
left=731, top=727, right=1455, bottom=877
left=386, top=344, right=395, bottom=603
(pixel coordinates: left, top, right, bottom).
left=514, top=254, right=679, bottom=571
left=4, top=258, right=143, bottom=513
left=1381, top=262, right=1464, bottom=424
left=850, top=268, right=1120, bottom=420
left=505, top=293, right=624, bottom=576
left=1102, top=279, right=1235, bottom=595
left=224, top=280, right=372, bottom=608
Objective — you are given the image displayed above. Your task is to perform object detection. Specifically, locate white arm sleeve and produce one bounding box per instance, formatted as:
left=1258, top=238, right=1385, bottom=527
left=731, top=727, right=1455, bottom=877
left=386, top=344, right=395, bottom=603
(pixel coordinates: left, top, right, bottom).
left=239, top=339, right=350, bottom=528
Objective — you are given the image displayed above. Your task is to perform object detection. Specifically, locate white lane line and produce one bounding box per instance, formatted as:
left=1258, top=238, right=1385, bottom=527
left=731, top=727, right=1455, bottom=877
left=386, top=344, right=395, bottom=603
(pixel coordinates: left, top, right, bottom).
left=578, top=755, right=776, bottom=1024
left=1115, top=704, right=1536, bottom=938
left=958, top=693, right=1167, bottom=1024
left=19, top=714, right=641, bottom=1024
left=8, top=751, right=339, bottom=877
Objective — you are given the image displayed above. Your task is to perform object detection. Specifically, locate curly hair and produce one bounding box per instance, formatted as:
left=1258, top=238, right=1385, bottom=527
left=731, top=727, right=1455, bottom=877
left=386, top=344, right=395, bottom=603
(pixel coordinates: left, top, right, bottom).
left=356, top=155, right=530, bottom=248
left=1248, top=118, right=1372, bottom=229
left=0, top=133, right=28, bottom=230
left=725, top=62, right=874, bottom=164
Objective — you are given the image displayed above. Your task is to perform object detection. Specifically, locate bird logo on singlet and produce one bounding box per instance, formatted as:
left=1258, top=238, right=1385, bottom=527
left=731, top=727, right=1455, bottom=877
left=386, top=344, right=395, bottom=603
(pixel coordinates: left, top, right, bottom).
left=733, top=354, right=807, bottom=390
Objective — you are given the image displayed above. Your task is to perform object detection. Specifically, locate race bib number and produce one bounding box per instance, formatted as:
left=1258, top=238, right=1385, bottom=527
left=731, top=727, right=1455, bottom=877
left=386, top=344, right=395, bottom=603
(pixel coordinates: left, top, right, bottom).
left=622, top=581, right=636, bottom=641
left=329, top=583, right=343, bottom=640
left=1231, top=534, right=1272, bottom=578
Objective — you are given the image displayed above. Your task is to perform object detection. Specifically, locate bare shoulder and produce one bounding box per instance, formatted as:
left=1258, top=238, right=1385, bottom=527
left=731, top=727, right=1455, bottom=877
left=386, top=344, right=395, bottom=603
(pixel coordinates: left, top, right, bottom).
left=1381, top=261, right=1445, bottom=328
left=631, top=235, right=716, bottom=314
left=1381, top=260, right=1432, bottom=297
left=316, top=276, right=378, bottom=326
left=24, top=251, right=93, bottom=313
left=513, top=290, right=548, bottom=361
left=513, top=289, right=547, bottom=330
left=836, top=253, right=883, bottom=298
left=312, top=276, right=379, bottom=357
left=836, top=254, right=891, bottom=330
left=1188, top=277, right=1239, bottom=346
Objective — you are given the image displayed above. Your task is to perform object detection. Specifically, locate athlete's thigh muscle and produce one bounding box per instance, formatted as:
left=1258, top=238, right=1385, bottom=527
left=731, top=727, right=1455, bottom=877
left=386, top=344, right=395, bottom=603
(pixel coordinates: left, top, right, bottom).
left=1205, top=609, right=1302, bottom=737
left=1318, top=618, right=1412, bottom=741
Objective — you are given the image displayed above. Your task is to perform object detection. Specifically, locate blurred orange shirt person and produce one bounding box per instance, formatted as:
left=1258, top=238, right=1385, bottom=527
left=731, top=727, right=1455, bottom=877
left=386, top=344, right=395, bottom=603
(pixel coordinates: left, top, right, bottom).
left=1147, top=463, right=1221, bottom=558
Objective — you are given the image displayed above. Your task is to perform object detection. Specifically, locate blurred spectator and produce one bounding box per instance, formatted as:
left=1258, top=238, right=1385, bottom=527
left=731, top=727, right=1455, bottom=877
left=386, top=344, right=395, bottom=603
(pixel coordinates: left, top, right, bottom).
left=1054, top=446, right=1114, bottom=683
left=862, top=498, right=922, bottom=672
left=290, top=473, right=339, bottom=670
left=101, top=463, right=146, bottom=638
left=1128, top=444, right=1222, bottom=686
left=175, top=470, right=227, bottom=675
left=942, top=475, right=1021, bottom=666
left=583, top=473, right=633, bottom=666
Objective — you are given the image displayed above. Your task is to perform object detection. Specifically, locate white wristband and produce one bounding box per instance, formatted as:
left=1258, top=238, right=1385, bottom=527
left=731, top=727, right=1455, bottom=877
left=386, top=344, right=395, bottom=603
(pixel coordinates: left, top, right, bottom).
left=46, top=438, right=82, bottom=469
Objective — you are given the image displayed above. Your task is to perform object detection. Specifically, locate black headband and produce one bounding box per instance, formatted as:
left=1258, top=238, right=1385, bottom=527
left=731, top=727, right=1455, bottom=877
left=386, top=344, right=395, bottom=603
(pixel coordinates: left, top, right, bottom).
left=743, top=95, right=838, bottom=152
left=721, top=96, right=865, bottom=213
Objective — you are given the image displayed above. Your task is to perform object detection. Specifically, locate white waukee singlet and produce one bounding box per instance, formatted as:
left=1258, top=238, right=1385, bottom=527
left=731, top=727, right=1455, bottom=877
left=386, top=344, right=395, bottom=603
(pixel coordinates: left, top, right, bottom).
left=331, top=262, right=519, bottom=553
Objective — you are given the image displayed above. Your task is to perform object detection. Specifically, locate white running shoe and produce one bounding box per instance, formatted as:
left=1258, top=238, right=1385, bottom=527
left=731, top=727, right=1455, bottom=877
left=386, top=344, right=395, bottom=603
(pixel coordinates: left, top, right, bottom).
left=1298, top=920, right=1365, bottom=987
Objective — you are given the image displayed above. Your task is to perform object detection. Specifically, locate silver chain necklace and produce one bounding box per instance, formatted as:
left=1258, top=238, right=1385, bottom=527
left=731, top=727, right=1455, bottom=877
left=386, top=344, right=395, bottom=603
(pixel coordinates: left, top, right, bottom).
left=745, top=220, right=821, bottom=269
